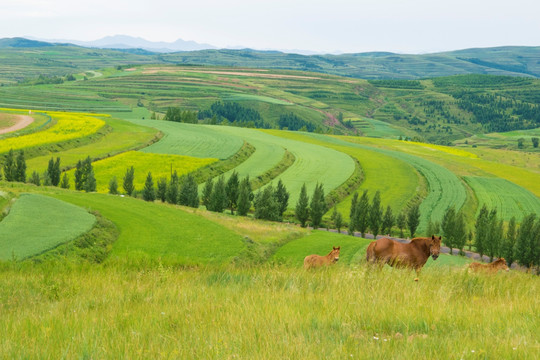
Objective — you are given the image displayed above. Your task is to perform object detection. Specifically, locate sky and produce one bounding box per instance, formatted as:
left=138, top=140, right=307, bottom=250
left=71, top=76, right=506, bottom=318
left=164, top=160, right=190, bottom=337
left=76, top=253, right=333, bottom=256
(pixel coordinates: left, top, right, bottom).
left=2, top=0, right=540, bottom=54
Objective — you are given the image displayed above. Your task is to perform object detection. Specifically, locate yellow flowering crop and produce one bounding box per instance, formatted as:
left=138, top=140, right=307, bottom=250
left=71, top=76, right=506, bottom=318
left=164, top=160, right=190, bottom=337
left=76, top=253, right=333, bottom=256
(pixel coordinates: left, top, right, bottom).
left=0, top=109, right=106, bottom=153
left=408, top=141, right=478, bottom=159
left=68, top=151, right=218, bottom=193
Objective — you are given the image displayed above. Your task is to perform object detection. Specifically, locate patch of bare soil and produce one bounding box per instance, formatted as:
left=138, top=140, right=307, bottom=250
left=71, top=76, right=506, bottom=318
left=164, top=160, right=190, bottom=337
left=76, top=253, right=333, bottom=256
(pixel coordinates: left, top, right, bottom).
left=0, top=114, right=34, bottom=134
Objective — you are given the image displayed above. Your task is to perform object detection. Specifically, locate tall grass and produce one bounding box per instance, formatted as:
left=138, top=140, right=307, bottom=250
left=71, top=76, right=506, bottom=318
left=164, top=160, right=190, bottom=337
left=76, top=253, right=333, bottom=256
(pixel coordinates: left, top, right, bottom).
left=0, top=263, right=537, bottom=359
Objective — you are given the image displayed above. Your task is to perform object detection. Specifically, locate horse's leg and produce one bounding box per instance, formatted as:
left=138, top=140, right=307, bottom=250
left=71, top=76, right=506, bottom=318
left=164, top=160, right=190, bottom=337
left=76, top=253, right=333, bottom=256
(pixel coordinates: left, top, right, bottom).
left=414, top=267, right=421, bottom=282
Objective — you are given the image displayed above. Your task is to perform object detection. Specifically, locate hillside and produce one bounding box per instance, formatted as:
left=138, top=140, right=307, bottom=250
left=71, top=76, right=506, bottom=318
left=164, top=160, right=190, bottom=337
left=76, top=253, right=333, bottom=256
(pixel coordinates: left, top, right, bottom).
left=0, top=38, right=539, bottom=85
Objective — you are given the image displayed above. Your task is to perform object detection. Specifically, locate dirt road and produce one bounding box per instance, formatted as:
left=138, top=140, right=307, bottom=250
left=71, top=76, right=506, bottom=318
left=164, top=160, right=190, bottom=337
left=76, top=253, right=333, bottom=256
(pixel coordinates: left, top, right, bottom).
left=0, top=114, right=34, bottom=134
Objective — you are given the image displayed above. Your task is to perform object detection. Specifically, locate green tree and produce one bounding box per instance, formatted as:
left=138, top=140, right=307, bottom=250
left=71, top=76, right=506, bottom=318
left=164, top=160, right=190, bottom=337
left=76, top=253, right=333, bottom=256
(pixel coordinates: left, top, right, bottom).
left=454, top=211, right=467, bottom=255
left=407, top=204, right=420, bottom=238
left=74, top=160, right=84, bottom=190
left=501, top=217, right=517, bottom=266
left=29, top=171, right=40, bottom=186
left=60, top=173, right=70, bottom=189
left=532, top=137, right=539, bottom=148
left=15, top=150, right=26, bottom=182
left=225, top=171, right=240, bottom=214
left=517, top=137, right=525, bottom=149
left=142, top=172, right=155, bottom=201
left=515, top=213, right=536, bottom=267
left=237, top=177, right=252, bottom=216
left=209, top=176, right=227, bottom=212
left=123, top=166, right=135, bottom=196
left=42, top=171, right=52, bottom=186
left=295, top=183, right=310, bottom=227
left=166, top=171, right=179, bottom=204
left=254, top=185, right=280, bottom=221
left=179, top=174, right=199, bottom=208
left=274, top=179, right=289, bottom=218
left=3, top=149, right=16, bottom=181
left=157, top=177, right=167, bottom=202
left=396, top=212, right=406, bottom=238
left=348, top=192, right=358, bottom=235
left=369, top=191, right=383, bottom=238
left=475, top=205, right=489, bottom=257
left=486, top=209, right=501, bottom=261
left=426, top=220, right=441, bottom=237
left=83, top=167, right=96, bottom=192
left=201, top=178, right=213, bottom=209
left=47, top=157, right=61, bottom=186
left=108, top=176, right=119, bottom=195
left=441, top=206, right=456, bottom=253
left=331, top=206, right=343, bottom=233
left=310, top=183, right=326, bottom=229
left=356, top=190, right=370, bottom=238
left=382, top=206, right=394, bottom=236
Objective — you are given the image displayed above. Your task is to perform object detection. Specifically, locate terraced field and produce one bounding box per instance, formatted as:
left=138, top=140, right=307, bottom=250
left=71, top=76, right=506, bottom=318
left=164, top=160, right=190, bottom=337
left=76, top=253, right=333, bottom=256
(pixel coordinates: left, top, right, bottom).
left=0, top=193, right=95, bottom=260
left=464, top=176, right=540, bottom=221
left=52, top=190, right=246, bottom=264
left=69, top=151, right=217, bottom=193
left=26, top=116, right=158, bottom=174
left=0, top=110, right=106, bottom=154
left=131, top=120, right=244, bottom=159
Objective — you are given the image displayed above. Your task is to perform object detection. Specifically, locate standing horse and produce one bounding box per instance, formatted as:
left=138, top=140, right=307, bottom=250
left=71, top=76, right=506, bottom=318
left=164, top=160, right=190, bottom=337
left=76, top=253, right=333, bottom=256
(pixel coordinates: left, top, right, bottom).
left=366, top=235, right=442, bottom=280
left=304, top=246, right=340, bottom=269
left=468, top=258, right=509, bottom=273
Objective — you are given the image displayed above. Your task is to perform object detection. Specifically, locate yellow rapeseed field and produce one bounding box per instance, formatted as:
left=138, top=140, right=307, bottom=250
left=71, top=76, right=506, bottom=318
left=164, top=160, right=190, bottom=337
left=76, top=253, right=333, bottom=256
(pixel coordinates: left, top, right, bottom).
left=0, top=109, right=106, bottom=153
left=70, top=151, right=218, bottom=193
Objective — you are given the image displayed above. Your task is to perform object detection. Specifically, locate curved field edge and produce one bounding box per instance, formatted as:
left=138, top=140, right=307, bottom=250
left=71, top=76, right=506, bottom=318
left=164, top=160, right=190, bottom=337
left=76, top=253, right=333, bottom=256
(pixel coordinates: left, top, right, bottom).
left=0, top=110, right=107, bottom=154
left=48, top=190, right=247, bottom=265
left=0, top=193, right=96, bottom=260
left=464, top=176, right=540, bottom=221
left=25, top=116, right=160, bottom=174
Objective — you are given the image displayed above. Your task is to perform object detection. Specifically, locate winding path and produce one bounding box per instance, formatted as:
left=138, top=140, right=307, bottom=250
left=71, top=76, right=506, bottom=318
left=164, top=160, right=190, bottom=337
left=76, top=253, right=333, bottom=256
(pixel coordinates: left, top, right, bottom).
left=0, top=114, right=34, bottom=134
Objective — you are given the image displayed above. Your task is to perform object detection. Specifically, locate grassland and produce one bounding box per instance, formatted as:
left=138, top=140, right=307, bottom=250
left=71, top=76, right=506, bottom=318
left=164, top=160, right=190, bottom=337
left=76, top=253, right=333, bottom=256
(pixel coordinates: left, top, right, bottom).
left=0, top=193, right=95, bottom=260
left=464, top=176, right=540, bottom=220
left=133, top=121, right=244, bottom=159
left=0, top=263, right=537, bottom=359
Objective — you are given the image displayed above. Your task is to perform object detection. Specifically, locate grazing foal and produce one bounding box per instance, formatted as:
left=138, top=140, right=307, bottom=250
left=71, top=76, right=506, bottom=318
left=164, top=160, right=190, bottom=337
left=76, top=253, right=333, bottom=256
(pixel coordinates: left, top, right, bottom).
left=468, top=258, right=509, bottom=273
left=304, top=246, right=340, bottom=269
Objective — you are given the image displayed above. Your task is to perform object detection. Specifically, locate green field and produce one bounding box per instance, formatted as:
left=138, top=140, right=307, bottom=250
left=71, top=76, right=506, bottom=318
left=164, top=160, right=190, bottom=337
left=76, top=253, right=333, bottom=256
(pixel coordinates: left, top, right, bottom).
left=49, top=190, right=246, bottom=264
left=133, top=121, right=244, bottom=159
left=0, top=193, right=95, bottom=260
left=464, top=176, right=540, bottom=221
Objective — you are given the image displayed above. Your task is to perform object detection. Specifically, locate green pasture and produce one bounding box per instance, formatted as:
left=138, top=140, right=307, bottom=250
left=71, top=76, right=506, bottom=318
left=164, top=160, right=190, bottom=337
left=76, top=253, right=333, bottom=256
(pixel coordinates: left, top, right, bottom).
left=0, top=193, right=95, bottom=260
left=289, top=132, right=420, bottom=216
left=464, top=176, right=540, bottom=221
left=255, top=129, right=355, bottom=205
left=337, top=136, right=468, bottom=232
left=50, top=190, right=246, bottom=265
left=26, top=116, right=158, bottom=174
left=130, top=121, right=244, bottom=160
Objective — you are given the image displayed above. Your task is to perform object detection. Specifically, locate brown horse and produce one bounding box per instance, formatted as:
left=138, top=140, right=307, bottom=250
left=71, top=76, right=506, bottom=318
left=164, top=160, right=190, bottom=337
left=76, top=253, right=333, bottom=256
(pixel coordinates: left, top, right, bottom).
left=366, top=235, right=442, bottom=279
left=304, top=246, right=340, bottom=269
left=468, top=258, right=509, bottom=273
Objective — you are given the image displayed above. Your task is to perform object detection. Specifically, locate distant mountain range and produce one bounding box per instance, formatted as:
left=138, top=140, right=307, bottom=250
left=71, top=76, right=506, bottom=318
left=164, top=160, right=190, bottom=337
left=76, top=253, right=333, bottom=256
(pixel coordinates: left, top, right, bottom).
left=0, top=37, right=539, bottom=82
left=24, top=35, right=216, bottom=52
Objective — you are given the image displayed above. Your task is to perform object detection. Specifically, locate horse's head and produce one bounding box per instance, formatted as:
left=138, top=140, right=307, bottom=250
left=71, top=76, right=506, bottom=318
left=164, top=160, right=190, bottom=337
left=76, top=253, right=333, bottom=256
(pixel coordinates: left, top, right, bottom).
left=429, top=235, right=441, bottom=260
left=331, top=246, right=341, bottom=262
left=495, top=258, right=510, bottom=272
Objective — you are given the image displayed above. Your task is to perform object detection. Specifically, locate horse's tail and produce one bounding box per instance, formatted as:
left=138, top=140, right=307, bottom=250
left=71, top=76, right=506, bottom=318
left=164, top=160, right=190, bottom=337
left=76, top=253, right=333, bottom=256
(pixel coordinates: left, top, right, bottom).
left=366, top=241, right=377, bottom=263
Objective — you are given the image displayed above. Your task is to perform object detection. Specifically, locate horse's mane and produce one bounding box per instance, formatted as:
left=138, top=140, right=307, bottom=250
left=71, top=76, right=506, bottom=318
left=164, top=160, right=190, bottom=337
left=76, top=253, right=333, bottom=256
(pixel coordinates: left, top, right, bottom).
left=491, top=258, right=506, bottom=265
left=410, top=237, right=430, bottom=243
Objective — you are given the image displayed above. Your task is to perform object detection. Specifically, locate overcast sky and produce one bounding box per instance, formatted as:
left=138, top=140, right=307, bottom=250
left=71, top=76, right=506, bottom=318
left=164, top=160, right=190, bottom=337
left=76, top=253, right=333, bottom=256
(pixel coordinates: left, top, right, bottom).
left=2, top=0, right=539, bottom=54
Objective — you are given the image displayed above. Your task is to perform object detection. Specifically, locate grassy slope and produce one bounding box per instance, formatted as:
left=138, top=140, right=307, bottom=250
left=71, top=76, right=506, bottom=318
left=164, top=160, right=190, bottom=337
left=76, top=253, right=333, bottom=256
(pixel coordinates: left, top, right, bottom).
left=0, top=193, right=95, bottom=260
left=1, top=264, right=536, bottom=359
left=49, top=190, right=246, bottom=265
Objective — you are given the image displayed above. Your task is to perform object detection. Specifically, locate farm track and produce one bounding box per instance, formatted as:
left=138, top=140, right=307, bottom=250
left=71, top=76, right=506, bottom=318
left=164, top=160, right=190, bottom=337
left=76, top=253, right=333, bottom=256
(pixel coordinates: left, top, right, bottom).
left=0, top=114, right=33, bottom=134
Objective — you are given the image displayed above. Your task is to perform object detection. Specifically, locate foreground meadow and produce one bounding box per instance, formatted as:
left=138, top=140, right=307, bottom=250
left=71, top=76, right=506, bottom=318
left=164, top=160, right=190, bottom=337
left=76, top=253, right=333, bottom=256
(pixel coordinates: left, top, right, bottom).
left=0, top=262, right=537, bottom=359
